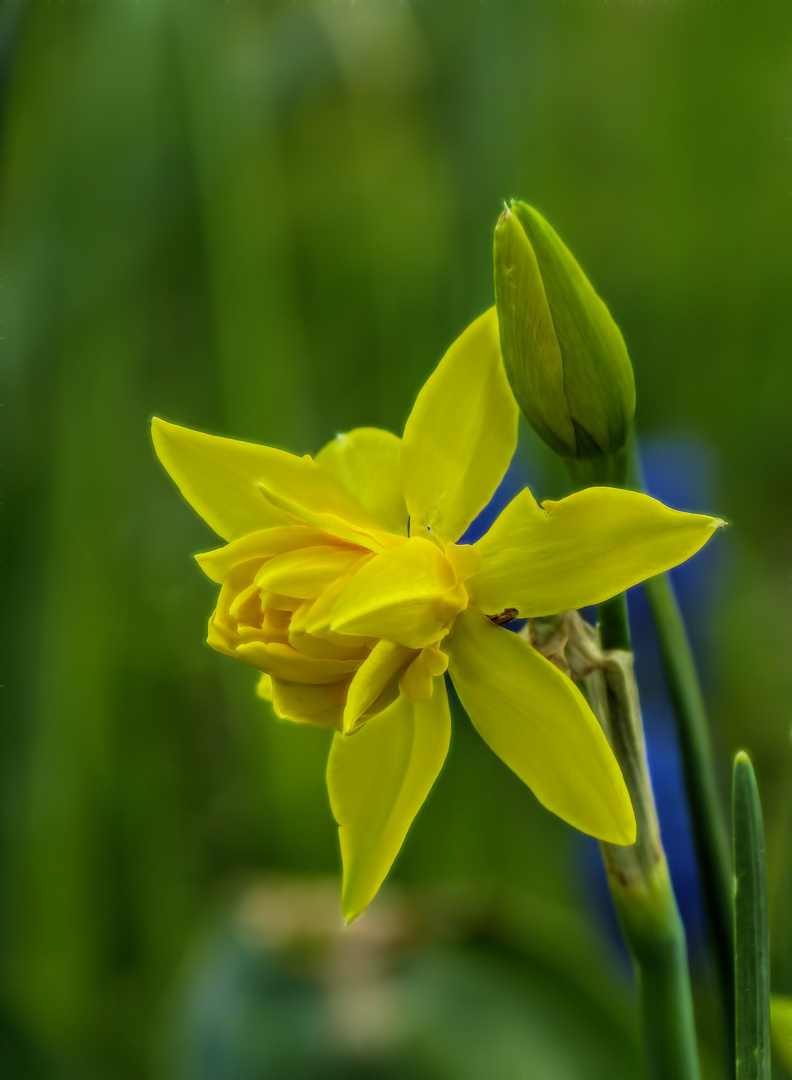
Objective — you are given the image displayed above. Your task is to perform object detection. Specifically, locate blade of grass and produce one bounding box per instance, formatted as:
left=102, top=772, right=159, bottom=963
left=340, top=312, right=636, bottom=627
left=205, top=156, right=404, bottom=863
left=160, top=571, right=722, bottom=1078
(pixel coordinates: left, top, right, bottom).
left=733, top=751, right=770, bottom=1080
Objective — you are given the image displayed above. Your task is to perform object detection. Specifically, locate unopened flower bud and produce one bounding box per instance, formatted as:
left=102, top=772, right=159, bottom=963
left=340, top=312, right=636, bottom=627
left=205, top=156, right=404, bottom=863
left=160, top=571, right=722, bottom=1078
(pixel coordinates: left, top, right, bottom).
left=493, top=200, right=635, bottom=460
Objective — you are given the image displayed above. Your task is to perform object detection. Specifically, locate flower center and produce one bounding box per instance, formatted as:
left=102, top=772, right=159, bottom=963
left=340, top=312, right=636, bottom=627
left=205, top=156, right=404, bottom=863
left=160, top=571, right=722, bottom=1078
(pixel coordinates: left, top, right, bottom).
left=207, top=528, right=480, bottom=730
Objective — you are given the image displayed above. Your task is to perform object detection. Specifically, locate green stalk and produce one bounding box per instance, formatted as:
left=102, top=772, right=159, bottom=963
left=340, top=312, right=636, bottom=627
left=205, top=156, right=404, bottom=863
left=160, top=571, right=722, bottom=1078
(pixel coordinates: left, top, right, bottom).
left=608, top=862, right=701, bottom=1080
left=590, top=593, right=701, bottom=1080
left=644, top=572, right=735, bottom=1043
left=566, top=451, right=701, bottom=1077
left=733, top=752, right=771, bottom=1080
left=630, top=428, right=734, bottom=1061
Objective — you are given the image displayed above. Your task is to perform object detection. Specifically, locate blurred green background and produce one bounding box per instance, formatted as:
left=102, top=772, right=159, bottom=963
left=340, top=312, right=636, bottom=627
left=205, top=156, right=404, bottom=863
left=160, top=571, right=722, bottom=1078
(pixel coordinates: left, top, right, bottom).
left=2, top=2, right=791, bottom=1077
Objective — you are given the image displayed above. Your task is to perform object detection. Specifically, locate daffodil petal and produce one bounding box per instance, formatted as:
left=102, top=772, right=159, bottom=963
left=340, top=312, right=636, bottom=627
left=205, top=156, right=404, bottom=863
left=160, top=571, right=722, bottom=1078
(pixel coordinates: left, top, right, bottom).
left=343, top=639, right=417, bottom=733
left=292, top=587, right=372, bottom=651
left=196, top=526, right=342, bottom=584
left=330, top=537, right=466, bottom=649
left=401, top=308, right=518, bottom=543
left=236, top=641, right=361, bottom=683
left=256, top=674, right=273, bottom=701
left=399, top=655, right=434, bottom=704
left=327, top=679, right=451, bottom=921
left=398, top=646, right=448, bottom=704
left=469, top=486, right=725, bottom=616
left=209, top=562, right=261, bottom=649
left=259, top=485, right=395, bottom=552
left=254, top=546, right=368, bottom=600
left=446, top=607, right=635, bottom=844
left=151, top=417, right=382, bottom=541
left=316, top=428, right=408, bottom=536
left=270, top=677, right=348, bottom=731
left=288, top=603, right=369, bottom=661
left=260, top=610, right=292, bottom=644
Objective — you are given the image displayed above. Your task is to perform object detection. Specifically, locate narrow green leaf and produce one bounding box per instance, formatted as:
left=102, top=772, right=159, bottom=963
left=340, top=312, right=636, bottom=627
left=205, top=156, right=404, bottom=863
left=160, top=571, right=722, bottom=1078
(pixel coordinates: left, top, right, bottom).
left=733, top=751, right=770, bottom=1080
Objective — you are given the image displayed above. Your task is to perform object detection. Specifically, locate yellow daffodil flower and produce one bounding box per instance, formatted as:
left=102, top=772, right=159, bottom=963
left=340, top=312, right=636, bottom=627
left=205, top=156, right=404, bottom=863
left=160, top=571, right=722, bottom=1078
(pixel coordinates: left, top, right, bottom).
left=152, top=308, right=723, bottom=921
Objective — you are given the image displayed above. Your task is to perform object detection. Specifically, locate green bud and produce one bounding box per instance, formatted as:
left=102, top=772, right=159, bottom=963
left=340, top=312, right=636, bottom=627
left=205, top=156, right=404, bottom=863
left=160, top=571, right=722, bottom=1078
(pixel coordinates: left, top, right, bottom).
left=493, top=200, right=635, bottom=460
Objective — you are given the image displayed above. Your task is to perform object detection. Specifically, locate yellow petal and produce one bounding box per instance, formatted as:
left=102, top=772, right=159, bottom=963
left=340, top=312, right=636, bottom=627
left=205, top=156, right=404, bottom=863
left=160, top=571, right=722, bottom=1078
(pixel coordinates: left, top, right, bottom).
left=259, top=484, right=395, bottom=552
left=196, top=526, right=342, bottom=584
left=245, top=613, right=289, bottom=643
left=444, top=542, right=482, bottom=581
left=291, top=589, right=372, bottom=651
left=330, top=537, right=467, bottom=649
left=208, top=614, right=238, bottom=656
left=256, top=674, right=273, bottom=701
left=327, top=680, right=451, bottom=921
left=401, top=308, right=518, bottom=543
left=254, top=546, right=368, bottom=600
left=399, top=646, right=448, bottom=704
left=260, top=592, right=301, bottom=613
left=236, top=641, right=360, bottom=683
left=207, top=562, right=260, bottom=653
left=446, top=607, right=635, bottom=844
left=229, top=584, right=262, bottom=624
left=151, top=417, right=382, bottom=541
left=288, top=603, right=370, bottom=661
left=771, top=995, right=792, bottom=1073
left=470, top=486, right=725, bottom=616
left=315, top=427, right=408, bottom=536
left=270, top=678, right=347, bottom=731
left=343, top=639, right=417, bottom=733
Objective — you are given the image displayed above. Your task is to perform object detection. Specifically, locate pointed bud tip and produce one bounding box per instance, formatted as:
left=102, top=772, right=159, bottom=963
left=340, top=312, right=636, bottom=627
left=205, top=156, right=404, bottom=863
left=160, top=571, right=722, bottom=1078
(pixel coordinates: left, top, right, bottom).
left=496, top=201, right=512, bottom=228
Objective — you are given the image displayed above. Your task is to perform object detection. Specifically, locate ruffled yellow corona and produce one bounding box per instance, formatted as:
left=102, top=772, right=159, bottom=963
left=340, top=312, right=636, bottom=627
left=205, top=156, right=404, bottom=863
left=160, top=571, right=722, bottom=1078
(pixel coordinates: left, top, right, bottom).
left=152, top=308, right=723, bottom=921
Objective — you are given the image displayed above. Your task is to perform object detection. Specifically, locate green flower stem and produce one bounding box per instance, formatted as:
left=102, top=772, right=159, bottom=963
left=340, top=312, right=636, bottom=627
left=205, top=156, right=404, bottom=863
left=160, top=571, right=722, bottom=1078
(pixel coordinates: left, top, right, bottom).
left=588, top=592, right=701, bottom=1080
left=592, top=437, right=733, bottom=1060
left=644, top=572, right=735, bottom=1051
left=733, top=752, right=771, bottom=1080
left=607, top=858, right=701, bottom=1080
left=565, top=447, right=629, bottom=494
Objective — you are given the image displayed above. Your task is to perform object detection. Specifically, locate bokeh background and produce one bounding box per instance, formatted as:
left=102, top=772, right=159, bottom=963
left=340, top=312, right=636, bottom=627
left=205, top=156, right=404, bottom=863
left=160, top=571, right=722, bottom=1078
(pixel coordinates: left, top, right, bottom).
left=2, top=2, right=791, bottom=1077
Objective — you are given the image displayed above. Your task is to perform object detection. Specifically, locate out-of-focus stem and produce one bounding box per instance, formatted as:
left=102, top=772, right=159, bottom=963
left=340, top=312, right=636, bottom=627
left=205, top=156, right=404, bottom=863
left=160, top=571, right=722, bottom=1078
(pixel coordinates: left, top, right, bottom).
left=644, top=572, right=734, bottom=1053
left=588, top=593, right=701, bottom=1080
